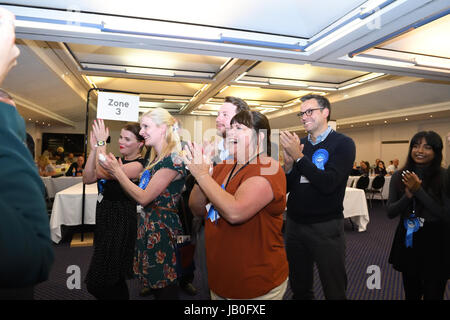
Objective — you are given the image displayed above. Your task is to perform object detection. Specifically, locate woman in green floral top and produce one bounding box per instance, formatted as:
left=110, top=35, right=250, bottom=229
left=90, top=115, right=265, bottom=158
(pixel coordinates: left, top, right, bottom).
left=100, top=107, right=186, bottom=300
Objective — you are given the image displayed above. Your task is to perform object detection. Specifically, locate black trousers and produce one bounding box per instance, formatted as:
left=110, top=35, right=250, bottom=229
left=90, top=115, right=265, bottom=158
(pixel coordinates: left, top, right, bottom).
left=402, top=272, right=447, bottom=300
left=285, top=216, right=347, bottom=300
left=87, top=278, right=129, bottom=300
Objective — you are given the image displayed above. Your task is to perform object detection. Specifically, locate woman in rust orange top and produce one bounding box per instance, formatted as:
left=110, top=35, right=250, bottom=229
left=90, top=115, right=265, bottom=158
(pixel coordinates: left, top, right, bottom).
left=184, top=110, right=288, bottom=300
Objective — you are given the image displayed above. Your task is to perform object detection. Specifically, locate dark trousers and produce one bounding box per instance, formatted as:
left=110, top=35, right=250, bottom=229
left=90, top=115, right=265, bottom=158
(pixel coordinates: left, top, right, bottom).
left=285, top=216, right=347, bottom=300
left=0, top=286, right=34, bottom=300
left=402, top=272, right=447, bottom=300
left=87, top=278, right=129, bottom=300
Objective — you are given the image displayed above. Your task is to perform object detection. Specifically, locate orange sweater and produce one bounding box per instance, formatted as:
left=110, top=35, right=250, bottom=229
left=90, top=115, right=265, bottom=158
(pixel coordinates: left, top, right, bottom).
left=205, top=157, right=288, bottom=299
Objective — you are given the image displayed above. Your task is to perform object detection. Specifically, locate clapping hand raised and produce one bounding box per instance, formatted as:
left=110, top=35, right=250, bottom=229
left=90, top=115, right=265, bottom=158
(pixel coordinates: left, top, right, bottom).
left=181, top=141, right=213, bottom=180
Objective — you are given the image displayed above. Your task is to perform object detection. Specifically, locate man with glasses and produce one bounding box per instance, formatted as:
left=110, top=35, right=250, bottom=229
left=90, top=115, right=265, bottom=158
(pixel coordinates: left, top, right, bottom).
left=280, top=94, right=355, bottom=300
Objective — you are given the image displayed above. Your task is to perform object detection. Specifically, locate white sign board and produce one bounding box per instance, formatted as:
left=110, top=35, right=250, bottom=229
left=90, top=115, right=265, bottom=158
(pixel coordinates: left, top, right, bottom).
left=97, top=91, right=139, bottom=122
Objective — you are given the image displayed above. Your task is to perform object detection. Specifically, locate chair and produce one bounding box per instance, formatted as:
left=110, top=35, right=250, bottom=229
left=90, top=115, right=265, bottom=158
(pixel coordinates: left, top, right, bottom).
left=355, top=175, right=369, bottom=190
left=366, top=175, right=385, bottom=208
left=347, top=176, right=369, bottom=231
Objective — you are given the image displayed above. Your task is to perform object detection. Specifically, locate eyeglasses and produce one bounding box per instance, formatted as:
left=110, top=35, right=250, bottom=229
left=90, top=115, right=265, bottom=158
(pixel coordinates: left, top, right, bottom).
left=297, top=107, right=324, bottom=118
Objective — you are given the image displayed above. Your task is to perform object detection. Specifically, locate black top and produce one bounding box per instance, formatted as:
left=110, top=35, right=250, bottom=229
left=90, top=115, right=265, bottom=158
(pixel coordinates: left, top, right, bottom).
left=387, top=168, right=450, bottom=278
left=374, top=167, right=387, bottom=176
left=286, top=130, right=356, bottom=224
left=65, top=162, right=85, bottom=176
left=101, top=157, right=146, bottom=201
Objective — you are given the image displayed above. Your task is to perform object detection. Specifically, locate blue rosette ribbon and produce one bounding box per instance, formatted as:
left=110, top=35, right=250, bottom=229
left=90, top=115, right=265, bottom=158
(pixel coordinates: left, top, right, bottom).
left=312, top=149, right=329, bottom=170
left=138, top=170, right=151, bottom=190
left=404, top=215, right=420, bottom=248
left=206, top=184, right=225, bottom=224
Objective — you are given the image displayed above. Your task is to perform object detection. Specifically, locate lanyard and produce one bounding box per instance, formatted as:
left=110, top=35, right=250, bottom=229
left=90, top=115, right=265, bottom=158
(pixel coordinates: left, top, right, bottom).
left=223, top=152, right=262, bottom=190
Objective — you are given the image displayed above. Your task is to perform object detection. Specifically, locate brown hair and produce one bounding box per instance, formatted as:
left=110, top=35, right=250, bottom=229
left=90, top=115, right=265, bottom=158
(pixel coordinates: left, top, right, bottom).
left=231, top=110, right=271, bottom=156
left=224, top=96, right=250, bottom=113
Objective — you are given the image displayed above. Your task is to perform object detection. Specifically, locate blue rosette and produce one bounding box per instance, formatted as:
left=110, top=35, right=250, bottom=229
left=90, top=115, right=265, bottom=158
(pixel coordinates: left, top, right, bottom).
left=403, top=215, right=420, bottom=248
left=138, top=170, right=151, bottom=190
left=312, top=148, right=329, bottom=170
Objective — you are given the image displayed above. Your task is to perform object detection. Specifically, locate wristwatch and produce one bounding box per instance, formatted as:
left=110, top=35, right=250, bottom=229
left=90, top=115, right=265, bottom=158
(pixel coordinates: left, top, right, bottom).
left=96, top=140, right=106, bottom=147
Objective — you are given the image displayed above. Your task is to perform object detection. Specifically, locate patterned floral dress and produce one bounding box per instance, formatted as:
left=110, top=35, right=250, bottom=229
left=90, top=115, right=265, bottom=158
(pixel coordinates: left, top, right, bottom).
left=133, top=154, right=186, bottom=289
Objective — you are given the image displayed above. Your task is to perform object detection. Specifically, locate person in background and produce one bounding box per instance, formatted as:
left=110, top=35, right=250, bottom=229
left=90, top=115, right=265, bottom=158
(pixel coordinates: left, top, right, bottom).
left=83, top=120, right=145, bottom=300
left=280, top=94, right=356, bottom=300
left=99, top=108, right=186, bottom=300
left=359, top=161, right=370, bottom=176
left=65, top=152, right=75, bottom=164
left=387, top=131, right=450, bottom=300
left=65, top=155, right=85, bottom=177
left=37, top=154, right=57, bottom=177
left=387, top=158, right=400, bottom=175
left=375, top=160, right=387, bottom=176
left=186, top=110, right=288, bottom=300
left=0, top=7, right=54, bottom=299
left=350, top=162, right=361, bottom=176
left=54, top=146, right=65, bottom=165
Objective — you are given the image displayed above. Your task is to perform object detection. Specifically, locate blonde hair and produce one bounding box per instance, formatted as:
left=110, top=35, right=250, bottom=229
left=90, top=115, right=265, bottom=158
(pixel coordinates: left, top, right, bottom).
left=38, top=155, right=50, bottom=167
left=141, top=107, right=182, bottom=170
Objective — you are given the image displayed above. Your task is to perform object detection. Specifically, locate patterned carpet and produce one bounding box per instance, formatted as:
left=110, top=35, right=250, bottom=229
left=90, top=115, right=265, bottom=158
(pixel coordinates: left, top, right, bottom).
left=34, top=201, right=449, bottom=300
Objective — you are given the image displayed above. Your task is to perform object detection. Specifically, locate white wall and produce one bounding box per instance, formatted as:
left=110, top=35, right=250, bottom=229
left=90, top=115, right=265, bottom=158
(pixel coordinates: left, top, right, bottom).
left=340, top=116, right=450, bottom=167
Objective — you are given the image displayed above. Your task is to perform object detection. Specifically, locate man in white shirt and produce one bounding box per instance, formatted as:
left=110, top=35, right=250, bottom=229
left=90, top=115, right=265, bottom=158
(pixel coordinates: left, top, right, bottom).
left=213, top=96, right=251, bottom=162
left=387, top=158, right=399, bottom=175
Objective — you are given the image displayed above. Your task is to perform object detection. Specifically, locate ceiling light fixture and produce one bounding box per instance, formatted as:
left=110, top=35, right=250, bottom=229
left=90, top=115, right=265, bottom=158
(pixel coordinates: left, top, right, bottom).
left=269, top=79, right=308, bottom=87
left=218, top=86, right=229, bottom=94
left=357, top=72, right=385, bottom=82
left=235, top=72, right=248, bottom=82
left=414, top=57, right=450, bottom=71
left=338, top=82, right=361, bottom=90
left=235, top=80, right=269, bottom=86
left=307, top=86, right=337, bottom=91
left=125, top=67, right=175, bottom=77
left=351, top=54, right=415, bottom=67
left=164, top=99, right=190, bottom=103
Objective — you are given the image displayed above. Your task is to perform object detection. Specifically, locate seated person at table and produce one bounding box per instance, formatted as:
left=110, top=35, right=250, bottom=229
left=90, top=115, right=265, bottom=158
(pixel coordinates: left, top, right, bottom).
left=350, top=162, right=361, bottom=176
left=54, top=146, right=65, bottom=165
left=65, top=156, right=85, bottom=176
left=37, top=155, right=57, bottom=177
left=374, top=160, right=387, bottom=176
left=65, top=152, right=75, bottom=164
left=359, top=161, right=370, bottom=176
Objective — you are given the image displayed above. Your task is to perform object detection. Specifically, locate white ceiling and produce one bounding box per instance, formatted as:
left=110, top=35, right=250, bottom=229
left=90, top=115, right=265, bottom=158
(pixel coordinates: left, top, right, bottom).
left=0, top=0, right=449, bottom=131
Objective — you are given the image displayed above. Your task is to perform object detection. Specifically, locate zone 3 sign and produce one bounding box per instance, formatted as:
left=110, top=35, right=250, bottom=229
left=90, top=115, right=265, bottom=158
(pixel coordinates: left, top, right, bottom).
left=97, top=91, right=140, bottom=122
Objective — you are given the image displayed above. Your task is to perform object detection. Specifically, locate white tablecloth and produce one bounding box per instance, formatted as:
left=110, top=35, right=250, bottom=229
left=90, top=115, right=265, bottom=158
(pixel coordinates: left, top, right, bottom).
left=347, top=175, right=391, bottom=200
left=285, top=187, right=370, bottom=232
left=50, top=182, right=98, bottom=243
left=343, top=187, right=370, bottom=232
left=41, top=176, right=83, bottom=198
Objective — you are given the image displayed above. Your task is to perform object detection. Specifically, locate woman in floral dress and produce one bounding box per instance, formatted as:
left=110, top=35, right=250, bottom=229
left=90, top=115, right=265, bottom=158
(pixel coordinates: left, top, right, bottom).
left=99, top=107, right=186, bottom=300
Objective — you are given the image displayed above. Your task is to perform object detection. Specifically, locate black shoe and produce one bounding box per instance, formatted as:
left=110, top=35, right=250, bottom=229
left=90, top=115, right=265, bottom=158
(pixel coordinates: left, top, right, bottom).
left=139, top=287, right=154, bottom=297
left=181, top=283, right=197, bottom=296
